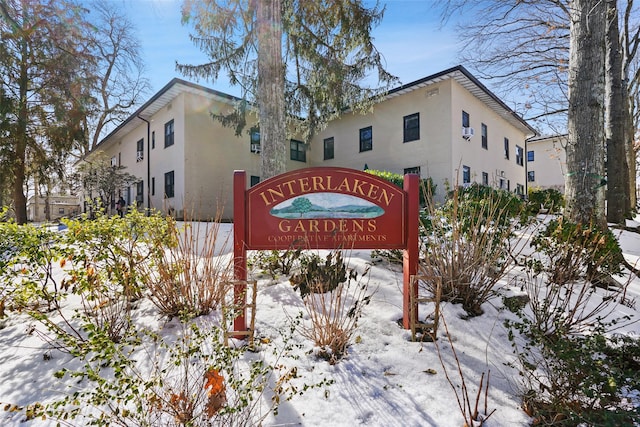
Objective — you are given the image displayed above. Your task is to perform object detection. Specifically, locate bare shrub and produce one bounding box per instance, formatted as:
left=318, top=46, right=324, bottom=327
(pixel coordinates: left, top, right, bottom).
left=297, top=250, right=372, bottom=364
left=143, top=214, right=232, bottom=319
left=434, top=314, right=496, bottom=426
left=419, top=184, right=527, bottom=317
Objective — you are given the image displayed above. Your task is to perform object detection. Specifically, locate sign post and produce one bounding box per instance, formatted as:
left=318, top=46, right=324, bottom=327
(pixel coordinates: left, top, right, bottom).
left=232, top=167, right=420, bottom=335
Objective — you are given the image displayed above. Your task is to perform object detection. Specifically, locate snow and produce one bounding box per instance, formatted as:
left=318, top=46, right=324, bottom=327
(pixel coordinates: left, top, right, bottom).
left=1, top=219, right=639, bottom=426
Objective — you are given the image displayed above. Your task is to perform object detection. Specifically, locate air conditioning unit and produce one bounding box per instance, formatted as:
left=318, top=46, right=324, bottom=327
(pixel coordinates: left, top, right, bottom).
left=462, top=127, right=474, bottom=139
left=250, top=143, right=261, bottom=153
left=136, top=151, right=144, bottom=162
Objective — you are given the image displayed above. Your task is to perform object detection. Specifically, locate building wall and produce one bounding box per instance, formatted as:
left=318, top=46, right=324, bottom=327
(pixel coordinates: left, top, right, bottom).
left=27, top=195, right=81, bottom=222
left=449, top=79, right=528, bottom=195
left=526, top=135, right=567, bottom=193
left=311, top=78, right=530, bottom=200
left=310, top=80, right=454, bottom=200
left=86, top=72, right=535, bottom=221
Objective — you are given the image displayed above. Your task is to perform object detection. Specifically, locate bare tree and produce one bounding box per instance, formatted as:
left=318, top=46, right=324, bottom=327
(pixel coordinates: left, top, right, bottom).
left=440, top=0, right=640, bottom=221
left=605, top=0, right=632, bottom=223
left=83, top=0, right=150, bottom=154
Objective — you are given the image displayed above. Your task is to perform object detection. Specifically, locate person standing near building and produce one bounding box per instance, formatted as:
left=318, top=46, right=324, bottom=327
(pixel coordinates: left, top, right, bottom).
left=116, top=196, right=126, bottom=217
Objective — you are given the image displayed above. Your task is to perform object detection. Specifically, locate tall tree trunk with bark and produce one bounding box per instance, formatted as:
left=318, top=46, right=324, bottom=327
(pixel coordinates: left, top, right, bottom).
left=605, top=0, right=632, bottom=223
left=256, top=0, right=286, bottom=179
left=565, top=0, right=607, bottom=229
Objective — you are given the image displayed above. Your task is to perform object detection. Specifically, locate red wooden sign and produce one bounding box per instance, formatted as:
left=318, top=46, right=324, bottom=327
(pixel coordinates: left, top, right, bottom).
left=233, top=167, right=420, bottom=333
left=245, top=167, right=407, bottom=250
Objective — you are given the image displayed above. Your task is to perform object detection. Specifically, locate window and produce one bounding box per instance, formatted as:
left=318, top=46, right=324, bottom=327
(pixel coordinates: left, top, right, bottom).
left=499, top=178, right=506, bottom=189
left=404, top=166, right=421, bottom=176
left=462, top=111, right=470, bottom=128
left=482, top=171, right=489, bottom=186
left=250, top=128, right=260, bottom=153
left=323, top=137, right=334, bottom=160
left=528, top=171, right=536, bottom=182
left=151, top=177, right=155, bottom=196
left=290, top=139, right=306, bottom=162
left=403, top=113, right=420, bottom=142
left=136, top=181, right=144, bottom=205
left=462, top=165, right=471, bottom=184
left=516, top=145, right=524, bottom=166
left=516, top=184, right=525, bottom=196
left=359, top=126, right=372, bottom=152
left=481, top=123, right=488, bottom=149
left=250, top=175, right=260, bottom=186
left=504, top=138, right=510, bottom=159
left=136, top=139, right=144, bottom=162
left=527, top=150, right=535, bottom=162
left=164, top=119, right=174, bottom=148
left=152, top=131, right=155, bottom=149
left=111, top=156, right=117, bottom=167
left=58, top=208, right=65, bottom=215
left=164, top=171, right=175, bottom=198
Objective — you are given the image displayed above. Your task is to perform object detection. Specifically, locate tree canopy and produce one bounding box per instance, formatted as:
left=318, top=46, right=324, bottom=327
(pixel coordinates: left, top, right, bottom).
left=178, top=0, right=398, bottom=178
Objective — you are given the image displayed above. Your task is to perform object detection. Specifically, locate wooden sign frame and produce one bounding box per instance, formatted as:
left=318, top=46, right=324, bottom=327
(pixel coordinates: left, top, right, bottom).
left=233, top=167, right=420, bottom=333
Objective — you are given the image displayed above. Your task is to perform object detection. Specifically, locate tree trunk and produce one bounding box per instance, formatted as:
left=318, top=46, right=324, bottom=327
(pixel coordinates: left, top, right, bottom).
left=13, top=34, right=29, bottom=225
left=605, top=0, right=631, bottom=224
left=565, top=0, right=607, bottom=229
left=257, top=0, right=287, bottom=179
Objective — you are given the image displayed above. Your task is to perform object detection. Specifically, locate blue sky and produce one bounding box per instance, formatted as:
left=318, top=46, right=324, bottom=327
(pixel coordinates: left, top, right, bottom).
left=119, top=0, right=462, bottom=97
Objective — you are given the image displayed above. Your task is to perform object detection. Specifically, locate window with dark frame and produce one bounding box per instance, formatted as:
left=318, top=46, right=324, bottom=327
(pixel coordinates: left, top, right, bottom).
left=164, top=119, right=174, bottom=148
left=527, top=150, right=535, bottom=162
left=463, top=165, right=471, bottom=184
left=403, top=113, right=420, bottom=142
left=528, top=171, right=536, bottom=182
left=250, top=128, right=260, bottom=153
left=359, top=126, right=372, bottom=152
left=504, top=138, right=510, bottom=159
left=151, top=177, right=155, bottom=196
left=290, top=139, right=306, bottom=162
left=136, top=139, right=144, bottom=162
left=164, top=171, right=175, bottom=198
left=152, top=131, right=155, bottom=149
left=462, top=111, right=470, bottom=128
left=481, top=123, right=488, bottom=149
left=136, top=181, right=144, bottom=205
left=516, top=145, right=524, bottom=166
left=323, top=137, right=334, bottom=160
left=516, top=184, right=525, bottom=196
left=482, top=171, right=489, bottom=186
left=404, top=166, right=421, bottom=176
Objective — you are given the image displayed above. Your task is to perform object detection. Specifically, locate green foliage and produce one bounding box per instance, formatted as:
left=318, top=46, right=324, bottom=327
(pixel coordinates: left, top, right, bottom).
left=445, top=183, right=525, bottom=229
left=250, top=249, right=303, bottom=279
left=526, top=187, right=564, bottom=215
left=62, top=209, right=172, bottom=304
left=508, top=318, right=640, bottom=426
left=179, top=0, right=399, bottom=144
left=42, top=321, right=279, bottom=425
left=530, top=217, right=624, bottom=283
left=290, top=251, right=350, bottom=298
left=365, top=169, right=436, bottom=207
left=0, top=221, right=64, bottom=312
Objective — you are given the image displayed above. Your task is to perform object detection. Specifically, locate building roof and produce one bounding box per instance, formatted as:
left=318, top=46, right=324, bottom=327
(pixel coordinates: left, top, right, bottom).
left=385, top=65, right=538, bottom=137
left=92, top=78, right=242, bottom=152
left=93, top=65, right=537, bottom=153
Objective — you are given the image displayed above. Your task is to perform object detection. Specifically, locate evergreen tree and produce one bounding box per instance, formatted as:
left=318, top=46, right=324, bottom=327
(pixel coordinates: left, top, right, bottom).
left=178, top=0, right=398, bottom=178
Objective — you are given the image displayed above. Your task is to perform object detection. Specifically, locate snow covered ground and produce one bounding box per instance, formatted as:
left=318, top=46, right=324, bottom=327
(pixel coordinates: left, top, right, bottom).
left=1, top=218, right=638, bottom=426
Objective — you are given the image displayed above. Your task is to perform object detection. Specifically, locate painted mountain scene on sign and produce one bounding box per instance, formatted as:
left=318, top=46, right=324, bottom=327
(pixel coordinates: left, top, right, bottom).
left=269, top=193, right=384, bottom=219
